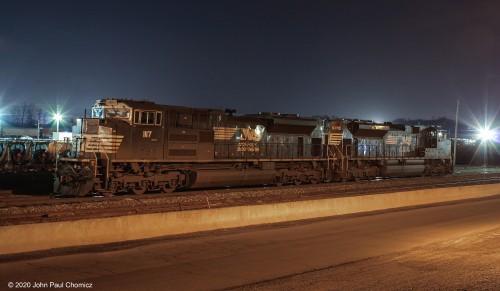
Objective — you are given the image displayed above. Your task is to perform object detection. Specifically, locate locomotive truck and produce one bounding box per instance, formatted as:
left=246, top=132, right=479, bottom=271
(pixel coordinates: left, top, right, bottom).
left=54, top=99, right=452, bottom=196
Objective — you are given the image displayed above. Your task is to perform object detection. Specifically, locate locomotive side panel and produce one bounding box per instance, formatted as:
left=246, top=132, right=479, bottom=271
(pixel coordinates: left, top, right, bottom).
left=114, top=120, right=133, bottom=159
left=165, top=109, right=218, bottom=162
left=211, top=113, right=323, bottom=161
left=167, top=127, right=200, bottom=160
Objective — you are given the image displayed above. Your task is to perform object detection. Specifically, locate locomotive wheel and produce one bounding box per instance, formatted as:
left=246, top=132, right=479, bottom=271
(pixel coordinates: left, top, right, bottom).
left=161, top=182, right=176, bottom=193
left=132, top=182, right=147, bottom=195
left=110, top=181, right=125, bottom=195
left=310, top=178, right=318, bottom=184
left=274, top=175, right=284, bottom=187
left=109, top=181, right=119, bottom=195
left=161, top=186, right=175, bottom=193
left=293, top=174, right=307, bottom=185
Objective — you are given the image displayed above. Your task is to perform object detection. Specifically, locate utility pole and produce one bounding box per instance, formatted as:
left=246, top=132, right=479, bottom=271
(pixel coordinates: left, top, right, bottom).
left=37, top=119, right=40, bottom=140
left=453, top=98, right=460, bottom=170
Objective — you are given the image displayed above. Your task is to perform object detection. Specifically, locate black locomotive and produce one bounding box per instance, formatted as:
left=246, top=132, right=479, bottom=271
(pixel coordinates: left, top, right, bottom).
left=54, top=99, right=452, bottom=196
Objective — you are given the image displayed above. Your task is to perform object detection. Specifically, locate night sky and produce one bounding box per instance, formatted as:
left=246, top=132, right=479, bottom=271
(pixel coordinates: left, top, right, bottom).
left=1, top=0, right=500, bottom=123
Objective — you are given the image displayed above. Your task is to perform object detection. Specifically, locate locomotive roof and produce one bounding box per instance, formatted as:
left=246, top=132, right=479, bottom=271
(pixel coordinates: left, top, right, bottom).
left=100, top=99, right=225, bottom=114
left=98, top=99, right=322, bottom=119
left=244, top=113, right=319, bottom=121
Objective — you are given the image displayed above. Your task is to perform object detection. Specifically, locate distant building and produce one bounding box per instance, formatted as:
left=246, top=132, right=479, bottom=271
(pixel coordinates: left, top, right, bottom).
left=0, top=126, right=52, bottom=139
left=2, top=127, right=38, bottom=137
left=52, top=132, right=73, bottom=141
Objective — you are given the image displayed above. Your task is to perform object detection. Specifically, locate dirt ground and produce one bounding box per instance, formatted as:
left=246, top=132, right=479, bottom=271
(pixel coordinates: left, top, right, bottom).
left=239, top=227, right=500, bottom=290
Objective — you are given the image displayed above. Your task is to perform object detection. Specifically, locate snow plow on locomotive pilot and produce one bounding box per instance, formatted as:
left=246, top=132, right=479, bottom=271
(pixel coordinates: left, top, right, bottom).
left=54, top=99, right=452, bottom=196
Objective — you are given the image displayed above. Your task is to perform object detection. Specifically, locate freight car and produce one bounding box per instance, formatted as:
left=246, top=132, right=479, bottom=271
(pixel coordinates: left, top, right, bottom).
left=0, top=138, right=60, bottom=173
left=53, top=99, right=452, bottom=196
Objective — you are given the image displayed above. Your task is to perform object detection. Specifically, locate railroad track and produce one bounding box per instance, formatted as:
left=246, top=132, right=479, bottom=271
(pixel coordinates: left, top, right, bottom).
left=1, top=171, right=500, bottom=226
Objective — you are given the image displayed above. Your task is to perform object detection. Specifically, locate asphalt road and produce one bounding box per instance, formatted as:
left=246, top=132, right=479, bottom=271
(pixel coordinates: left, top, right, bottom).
left=1, top=196, right=499, bottom=290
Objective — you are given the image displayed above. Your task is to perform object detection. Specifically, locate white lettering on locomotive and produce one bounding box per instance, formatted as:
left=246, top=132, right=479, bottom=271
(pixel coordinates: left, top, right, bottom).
left=240, top=127, right=263, bottom=142
left=143, top=130, right=152, bottom=138
left=237, top=143, right=260, bottom=152
left=213, top=126, right=264, bottom=152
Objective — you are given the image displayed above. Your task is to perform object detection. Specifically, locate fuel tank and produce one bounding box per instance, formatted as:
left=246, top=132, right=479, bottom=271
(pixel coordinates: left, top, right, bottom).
left=381, top=160, right=425, bottom=177
left=188, top=169, right=276, bottom=189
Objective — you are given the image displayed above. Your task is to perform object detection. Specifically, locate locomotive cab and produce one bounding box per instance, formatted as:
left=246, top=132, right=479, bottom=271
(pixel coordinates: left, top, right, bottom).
left=419, top=127, right=438, bottom=149
left=73, top=99, right=166, bottom=160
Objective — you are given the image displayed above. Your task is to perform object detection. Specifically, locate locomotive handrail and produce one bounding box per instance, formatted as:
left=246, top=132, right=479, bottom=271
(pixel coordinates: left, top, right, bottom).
left=349, top=145, right=426, bottom=159
left=97, top=138, right=111, bottom=189
left=215, top=142, right=329, bottom=160
left=326, top=144, right=344, bottom=178
left=344, top=144, right=351, bottom=175
left=92, top=152, right=98, bottom=177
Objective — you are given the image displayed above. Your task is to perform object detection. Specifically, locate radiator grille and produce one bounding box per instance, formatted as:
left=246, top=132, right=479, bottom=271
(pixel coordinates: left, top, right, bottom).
left=169, top=134, right=197, bottom=142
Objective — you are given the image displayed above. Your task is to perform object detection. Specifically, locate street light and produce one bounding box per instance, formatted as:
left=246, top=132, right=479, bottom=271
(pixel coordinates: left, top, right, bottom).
left=37, top=119, right=40, bottom=140
left=478, top=127, right=494, bottom=141
left=477, top=126, right=496, bottom=168
left=0, top=110, right=3, bottom=138
left=53, top=113, right=62, bottom=132
left=52, top=112, right=64, bottom=171
left=453, top=98, right=459, bottom=169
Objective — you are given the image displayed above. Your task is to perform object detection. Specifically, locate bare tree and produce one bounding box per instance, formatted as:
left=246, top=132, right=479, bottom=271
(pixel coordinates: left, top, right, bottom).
left=20, top=103, right=28, bottom=125
left=25, top=103, right=35, bottom=125
left=8, top=103, right=49, bottom=127
left=35, top=108, right=46, bottom=124
left=11, top=105, right=21, bottom=124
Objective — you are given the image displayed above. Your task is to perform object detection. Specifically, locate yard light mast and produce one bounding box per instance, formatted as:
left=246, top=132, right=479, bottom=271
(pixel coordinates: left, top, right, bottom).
left=453, top=99, right=459, bottom=169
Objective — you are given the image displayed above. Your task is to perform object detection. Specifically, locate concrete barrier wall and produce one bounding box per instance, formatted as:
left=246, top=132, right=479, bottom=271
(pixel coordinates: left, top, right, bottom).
left=1, top=183, right=499, bottom=255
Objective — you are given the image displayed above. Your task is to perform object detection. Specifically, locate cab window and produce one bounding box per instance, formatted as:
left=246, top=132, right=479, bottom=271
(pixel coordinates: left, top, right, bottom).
left=106, top=108, right=130, bottom=118
left=133, top=110, right=162, bottom=126
left=155, top=112, right=162, bottom=125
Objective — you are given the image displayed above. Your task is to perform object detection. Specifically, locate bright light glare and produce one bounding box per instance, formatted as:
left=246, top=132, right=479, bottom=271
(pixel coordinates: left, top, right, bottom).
left=478, top=127, right=494, bottom=141
left=53, top=113, right=62, bottom=121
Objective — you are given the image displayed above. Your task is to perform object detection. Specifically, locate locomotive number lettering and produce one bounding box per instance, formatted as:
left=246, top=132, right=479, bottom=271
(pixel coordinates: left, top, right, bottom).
left=143, top=131, right=152, bottom=138
left=237, top=143, right=260, bottom=152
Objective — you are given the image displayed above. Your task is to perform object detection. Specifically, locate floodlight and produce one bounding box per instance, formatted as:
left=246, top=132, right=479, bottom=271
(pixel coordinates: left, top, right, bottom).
left=53, top=113, right=62, bottom=121
left=478, top=127, right=494, bottom=141
left=53, top=113, right=63, bottom=132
